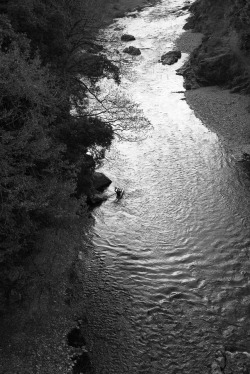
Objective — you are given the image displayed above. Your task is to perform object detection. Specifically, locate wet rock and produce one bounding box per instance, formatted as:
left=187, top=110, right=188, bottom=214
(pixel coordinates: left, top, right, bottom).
left=92, top=172, right=112, bottom=192
left=160, top=50, right=181, bottom=65
left=123, top=46, right=141, bottom=56
left=121, top=34, right=136, bottom=41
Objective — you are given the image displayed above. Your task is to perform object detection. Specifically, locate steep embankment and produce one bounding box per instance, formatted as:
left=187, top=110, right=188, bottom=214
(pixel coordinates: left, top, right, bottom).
left=180, top=0, right=250, bottom=93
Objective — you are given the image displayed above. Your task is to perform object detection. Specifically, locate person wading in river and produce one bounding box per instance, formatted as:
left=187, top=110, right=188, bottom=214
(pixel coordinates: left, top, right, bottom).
left=115, top=187, right=123, bottom=198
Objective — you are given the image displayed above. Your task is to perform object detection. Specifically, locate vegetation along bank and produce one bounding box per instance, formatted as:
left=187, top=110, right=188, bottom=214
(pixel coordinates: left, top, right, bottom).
left=0, top=0, right=155, bottom=373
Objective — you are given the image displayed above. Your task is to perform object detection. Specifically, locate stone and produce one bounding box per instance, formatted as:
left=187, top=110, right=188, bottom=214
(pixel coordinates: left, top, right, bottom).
left=92, top=172, right=112, bottom=192
left=121, top=34, right=136, bottom=41
left=160, top=50, right=182, bottom=65
left=123, top=46, right=141, bottom=56
left=197, top=52, right=240, bottom=85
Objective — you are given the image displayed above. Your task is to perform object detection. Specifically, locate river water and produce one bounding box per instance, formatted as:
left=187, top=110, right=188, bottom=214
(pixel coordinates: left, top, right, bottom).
left=91, top=0, right=250, bottom=372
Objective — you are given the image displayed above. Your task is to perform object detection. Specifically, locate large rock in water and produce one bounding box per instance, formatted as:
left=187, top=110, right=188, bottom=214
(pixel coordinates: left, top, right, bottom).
left=121, top=34, right=136, bottom=42
left=160, top=50, right=181, bottom=65
left=92, top=172, right=112, bottom=192
left=123, top=46, right=141, bottom=56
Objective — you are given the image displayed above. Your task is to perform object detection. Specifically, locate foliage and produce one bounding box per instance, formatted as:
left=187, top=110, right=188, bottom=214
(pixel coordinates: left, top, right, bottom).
left=0, top=18, right=68, bottom=261
left=0, top=0, right=150, bottom=263
left=0, top=8, right=114, bottom=263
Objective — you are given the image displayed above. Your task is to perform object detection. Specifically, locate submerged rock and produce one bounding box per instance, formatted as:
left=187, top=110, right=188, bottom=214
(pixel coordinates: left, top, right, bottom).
left=121, top=34, right=136, bottom=41
left=160, top=50, right=181, bottom=65
left=123, top=46, right=141, bottom=55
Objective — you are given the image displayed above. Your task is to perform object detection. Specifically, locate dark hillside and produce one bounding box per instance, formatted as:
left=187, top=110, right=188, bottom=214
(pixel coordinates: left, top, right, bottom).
left=180, top=0, right=250, bottom=93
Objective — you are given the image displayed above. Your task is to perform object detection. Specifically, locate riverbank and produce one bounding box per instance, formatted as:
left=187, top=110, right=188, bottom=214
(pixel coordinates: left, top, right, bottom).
left=175, top=0, right=250, bottom=159
left=176, top=22, right=250, bottom=159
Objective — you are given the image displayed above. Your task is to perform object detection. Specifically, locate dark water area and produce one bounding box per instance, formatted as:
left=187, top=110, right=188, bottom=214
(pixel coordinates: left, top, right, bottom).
left=89, top=0, right=250, bottom=372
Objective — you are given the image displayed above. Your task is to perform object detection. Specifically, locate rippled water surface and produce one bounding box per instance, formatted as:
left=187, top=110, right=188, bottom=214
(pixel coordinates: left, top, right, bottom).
left=91, top=0, right=250, bottom=372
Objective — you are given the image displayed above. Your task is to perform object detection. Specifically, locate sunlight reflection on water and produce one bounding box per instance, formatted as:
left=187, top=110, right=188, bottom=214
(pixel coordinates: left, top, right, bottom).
left=90, top=0, right=250, bottom=372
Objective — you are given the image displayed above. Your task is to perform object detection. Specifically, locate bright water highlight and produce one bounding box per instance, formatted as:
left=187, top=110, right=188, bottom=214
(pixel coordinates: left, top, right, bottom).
left=92, top=0, right=250, bottom=372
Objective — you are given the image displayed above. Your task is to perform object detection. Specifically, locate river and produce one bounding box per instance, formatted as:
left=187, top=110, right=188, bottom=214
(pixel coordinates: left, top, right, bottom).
left=91, top=0, right=250, bottom=372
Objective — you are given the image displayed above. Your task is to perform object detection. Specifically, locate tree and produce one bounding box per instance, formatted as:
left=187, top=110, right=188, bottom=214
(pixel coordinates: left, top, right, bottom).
left=0, top=17, right=69, bottom=261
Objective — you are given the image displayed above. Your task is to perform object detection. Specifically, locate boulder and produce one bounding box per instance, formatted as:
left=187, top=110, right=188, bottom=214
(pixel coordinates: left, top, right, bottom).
left=123, top=46, right=141, bottom=56
left=121, top=34, right=136, bottom=41
left=92, top=172, right=112, bottom=192
left=197, top=52, right=241, bottom=85
left=160, top=50, right=182, bottom=65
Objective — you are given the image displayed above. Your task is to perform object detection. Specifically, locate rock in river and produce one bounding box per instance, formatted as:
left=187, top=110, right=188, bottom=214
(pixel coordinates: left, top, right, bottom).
left=160, top=50, right=181, bottom=65
left=92, top=172, right=112, bottom=192
left=121, top=34, right=136, bottom=41
left=123, top=46, right=141, bottom=56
